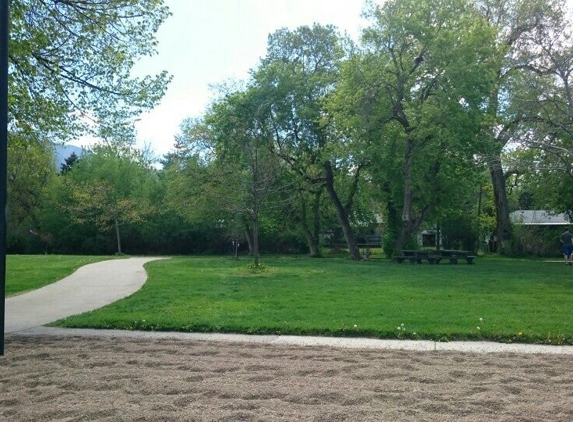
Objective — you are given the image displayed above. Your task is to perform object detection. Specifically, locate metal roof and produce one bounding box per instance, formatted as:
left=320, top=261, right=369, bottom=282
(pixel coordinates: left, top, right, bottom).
left=509, top=210, right=570, bottom=225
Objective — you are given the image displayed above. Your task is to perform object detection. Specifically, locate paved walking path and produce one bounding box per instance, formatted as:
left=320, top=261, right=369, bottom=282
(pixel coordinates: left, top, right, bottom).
left=5, top=257, right=573, bottom=355
left=5, top=257, right=166, bottom=333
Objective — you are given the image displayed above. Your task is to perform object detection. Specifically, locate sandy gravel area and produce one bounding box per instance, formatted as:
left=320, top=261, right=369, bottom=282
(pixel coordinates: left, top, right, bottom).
left=1, top=334, right=573, bottom=421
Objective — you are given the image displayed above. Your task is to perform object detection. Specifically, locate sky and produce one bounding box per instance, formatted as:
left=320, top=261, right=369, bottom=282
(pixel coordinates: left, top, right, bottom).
left=87, top=0, right=369, bottom=157
left=72, top=0, right=573, bottom=158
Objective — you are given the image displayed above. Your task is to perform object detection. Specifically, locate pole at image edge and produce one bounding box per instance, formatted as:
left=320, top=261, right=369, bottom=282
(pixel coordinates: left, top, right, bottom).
left=0, top=0, right=10, bottom=356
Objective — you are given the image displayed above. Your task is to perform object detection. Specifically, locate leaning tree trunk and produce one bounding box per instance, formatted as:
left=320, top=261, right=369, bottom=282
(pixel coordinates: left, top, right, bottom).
left=324, top=161, right=361, bottom=260
left=489, top=158, right=512, bottom=252
left=394, top=208, right=433, bottom=253
left=301, top=225, right=320, bottom=257
left=298, top=189, right=322, bottom=257
left=114, top=218, right=122, bottom=255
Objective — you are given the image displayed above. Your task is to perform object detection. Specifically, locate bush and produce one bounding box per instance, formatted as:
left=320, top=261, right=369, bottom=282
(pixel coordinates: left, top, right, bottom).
left=509, top=225, right=562, bottom=257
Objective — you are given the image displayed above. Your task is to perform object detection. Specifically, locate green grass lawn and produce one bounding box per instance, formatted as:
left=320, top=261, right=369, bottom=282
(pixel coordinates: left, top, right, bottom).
left=51, top=254, right=573, bottom=345
left=6, top=255, right=119, bottom=297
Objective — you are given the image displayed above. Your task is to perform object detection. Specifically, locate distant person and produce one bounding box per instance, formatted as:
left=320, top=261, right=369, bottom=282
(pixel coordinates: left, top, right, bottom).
left=560, top=227, right=573, bottom=265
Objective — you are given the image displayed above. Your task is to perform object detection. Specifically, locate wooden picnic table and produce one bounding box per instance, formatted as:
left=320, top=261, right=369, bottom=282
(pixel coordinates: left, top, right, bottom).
left=393, top=249, right=476, bottom=264
left=393, top=250, right=435, bottom=264
left=434, top=250, right=476, bottom=264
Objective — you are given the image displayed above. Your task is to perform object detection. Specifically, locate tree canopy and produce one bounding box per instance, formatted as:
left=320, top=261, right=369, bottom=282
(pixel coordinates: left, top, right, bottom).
left=9, top=0, right=171, bottom=141
left=8, top=0, right=573, bottom=259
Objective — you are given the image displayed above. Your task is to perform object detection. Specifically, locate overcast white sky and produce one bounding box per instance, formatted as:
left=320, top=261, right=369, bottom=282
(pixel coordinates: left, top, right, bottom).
left=113, top=0, right=368, bottom=157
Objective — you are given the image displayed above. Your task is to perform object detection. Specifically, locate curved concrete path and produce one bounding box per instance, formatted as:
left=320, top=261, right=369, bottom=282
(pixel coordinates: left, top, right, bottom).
left=5, top=256, right=573, bottom=355
left=5, top=257, right=165, bottom=333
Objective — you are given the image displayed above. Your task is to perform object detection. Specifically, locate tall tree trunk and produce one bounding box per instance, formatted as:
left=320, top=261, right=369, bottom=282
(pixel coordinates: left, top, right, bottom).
left=298, top=189, right=322, bottom=257
left=301, top=227, right=320, bottom=257
left=252, top=197, right=260, bottom=266
left=394, top=140, right=415, bottom=252
left=489, top=158, right=512, bottom=251
left=394, top=208, right=433, bottom=253
left=323, top=161, right=361, bottom=260
left=114, top=218, right=122, bottom=254
left=485, top=76, right=513, bottom=254
left=252, top=218, right=260, bottom=266
left=243, top=224, right=253, bottom=254
left=393, top=140, right=434, bottom=252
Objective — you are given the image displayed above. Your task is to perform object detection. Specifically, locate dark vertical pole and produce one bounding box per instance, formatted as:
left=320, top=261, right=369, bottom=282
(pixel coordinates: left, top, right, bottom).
left=0, top=0, right=9, bottom=356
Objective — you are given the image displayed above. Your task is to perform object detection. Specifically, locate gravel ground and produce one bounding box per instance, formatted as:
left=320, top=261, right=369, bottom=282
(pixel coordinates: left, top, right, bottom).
left=1, top=334, right=573, bottom=421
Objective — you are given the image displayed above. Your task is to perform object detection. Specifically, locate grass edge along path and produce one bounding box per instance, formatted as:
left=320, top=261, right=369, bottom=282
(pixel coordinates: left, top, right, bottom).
left=6, top=255, right=122, bottom=297
left=52, top=255, right=573, bottom=345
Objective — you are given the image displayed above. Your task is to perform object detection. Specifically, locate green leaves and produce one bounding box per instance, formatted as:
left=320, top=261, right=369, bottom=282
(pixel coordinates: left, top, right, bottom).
left=9, top=0, right=172, bottom=141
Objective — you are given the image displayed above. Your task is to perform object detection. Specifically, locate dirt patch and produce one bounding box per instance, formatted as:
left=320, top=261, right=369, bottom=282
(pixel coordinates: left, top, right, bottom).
left=1, top=335, right=572, bottom=421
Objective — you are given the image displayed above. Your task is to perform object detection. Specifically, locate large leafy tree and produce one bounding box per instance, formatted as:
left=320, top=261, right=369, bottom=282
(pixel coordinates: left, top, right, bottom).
left=474, top=0, right=566, bottom=251
left=253, top=24, right=368, bottom=260
left=505, top=2, right=573, bottom=213
left=206, top=89, right=283, bottom=266
left=7, top=133, right=54, bottom=228
left=9, top=0, right=171, bottom=141
left=59, top=143, right=157, bottom=254
left=339, top=0, right=497, bottom=253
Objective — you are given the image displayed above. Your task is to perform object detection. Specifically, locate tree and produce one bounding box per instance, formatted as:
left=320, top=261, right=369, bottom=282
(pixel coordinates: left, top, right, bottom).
left=508, top=3, right=573, bottom=206
left=254, top=24, right=366, bottom=260
left=474, top=0, right=566, bottom=252
left=9, top=0, right=172, bottom=142
left=61, top=143, right=156, bottom=254
left=205, top=89, right=283, bottom=266
left=340, top=0, right=498, bottom=253
left=60, top=152, right=79, bottom=174
left=6, top=133, right=56, bottom=252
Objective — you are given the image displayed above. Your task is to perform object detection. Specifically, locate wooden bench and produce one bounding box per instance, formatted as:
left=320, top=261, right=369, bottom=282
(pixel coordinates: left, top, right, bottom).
left=393, top=255, right=420, bottom=263
left=357, top=234, right=382, bottom=248
left=465, top=255, right=476, bottom=264
left=393, top=250, right=433, bottom=264
left=395, top=250, right=476, bottom=264
left=431, top=251, right=476, bottom=264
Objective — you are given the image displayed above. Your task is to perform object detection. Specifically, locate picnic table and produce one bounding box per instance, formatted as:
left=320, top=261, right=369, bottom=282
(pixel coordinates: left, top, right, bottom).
left=434, top=250, right=476, bottom=264
left=393, top=249, right=476, bottom=264
left=392, top=250, right=430, bottom=264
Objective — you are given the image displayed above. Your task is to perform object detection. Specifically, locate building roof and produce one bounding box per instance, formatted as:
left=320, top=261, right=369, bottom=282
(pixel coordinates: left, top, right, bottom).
left=509, top=210, right=570, bottom=226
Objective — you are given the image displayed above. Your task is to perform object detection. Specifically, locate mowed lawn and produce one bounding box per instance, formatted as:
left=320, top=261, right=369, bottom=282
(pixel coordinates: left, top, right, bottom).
left=52, top=255, right=573, bottom=345
left=6, top=255, right=120, bottom=297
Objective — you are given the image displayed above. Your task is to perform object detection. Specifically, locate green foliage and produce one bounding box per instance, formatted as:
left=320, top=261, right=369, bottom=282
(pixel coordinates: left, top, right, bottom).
left=58, top=144, right=157, bottom=253
left=508, top=225, right=564, bottom=257
left=8, top=0, right=573, bottom=259
left=336, top=0, right=499, bottom=251
left=59, top=152, right=80, bottom=174
left=7, top=135, right=55, bottom=229
left=253, top=24, right=370, bottom=260
left=10, top=0, right=172, bottom=142
left=441, top=217, right=478, bottom=251
left=53, top=256, right=573, bottom=345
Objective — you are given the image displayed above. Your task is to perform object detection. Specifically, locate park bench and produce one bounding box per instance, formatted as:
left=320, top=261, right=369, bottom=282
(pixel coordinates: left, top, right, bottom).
left=431, top=250, right=476, bottom=264
left=394, top=249, right=476, bottom=264
left=357, top=234, right=382, bottom=248
left=358, top=234, right=382, bottom=260
left=393, top=250, right=436, bottom=264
